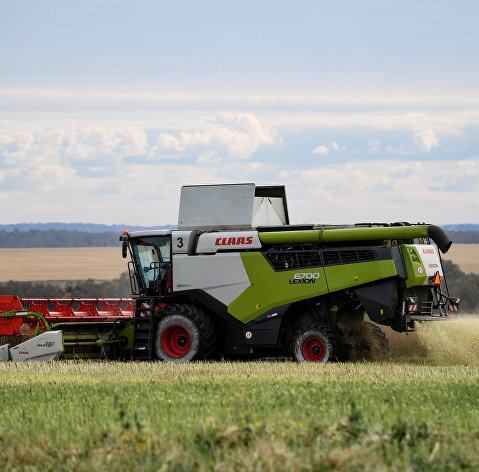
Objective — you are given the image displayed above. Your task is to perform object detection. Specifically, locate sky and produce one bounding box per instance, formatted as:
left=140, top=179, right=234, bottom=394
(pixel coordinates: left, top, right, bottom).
left=1, top=0, right=479, bottom=226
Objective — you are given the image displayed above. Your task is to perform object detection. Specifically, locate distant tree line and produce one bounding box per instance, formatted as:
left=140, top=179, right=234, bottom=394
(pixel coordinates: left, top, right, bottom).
left=1, top=229, right=479, bottom=248
left=0, top=223, right=172, bottom=233
left=441, top=260, right=479, bottom=312
left=0, top=230, right=118, bottom=248
left=446, top=230, right=479, bottom=244
left=0, top=272, right=131, bottom=299
left=0, top=261, right=477, bottom=312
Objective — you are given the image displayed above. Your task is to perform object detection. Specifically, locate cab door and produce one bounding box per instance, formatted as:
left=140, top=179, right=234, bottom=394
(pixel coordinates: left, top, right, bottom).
left=130, top=235, right=172, bottom=296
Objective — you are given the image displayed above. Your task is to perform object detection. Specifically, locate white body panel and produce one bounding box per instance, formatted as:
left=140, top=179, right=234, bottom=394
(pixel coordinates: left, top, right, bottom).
left=171, top=230, right=197, bottom=255
left=173, top=253, right=250, bottom=306
left=0, top=344, right=9, bottom=361
left=415, top=244, right=444, bottom=276
left=179, top=183, right=256, bottom=230
left=9, top=331, right=64, bottom=361
left=177, top=183, right=289, bottom=230
left=196, top=231, right=261, bottom=254
left=252, top=197, right=287, bottom=226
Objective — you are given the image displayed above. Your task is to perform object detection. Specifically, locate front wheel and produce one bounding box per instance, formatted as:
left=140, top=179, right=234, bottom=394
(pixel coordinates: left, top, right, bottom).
left=292, top=322, right=342, bottom=363
left=154, top=304, right=216, bottom=362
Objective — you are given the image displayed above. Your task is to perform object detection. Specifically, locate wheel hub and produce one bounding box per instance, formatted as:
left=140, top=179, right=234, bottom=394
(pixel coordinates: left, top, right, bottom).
left=161, top=325, right=192, bottom=358
left=302, top=336, right=327, bottom=362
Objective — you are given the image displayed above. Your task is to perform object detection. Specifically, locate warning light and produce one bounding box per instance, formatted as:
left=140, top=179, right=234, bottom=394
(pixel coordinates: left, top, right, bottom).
left=434, top=271, right=441, bottom=286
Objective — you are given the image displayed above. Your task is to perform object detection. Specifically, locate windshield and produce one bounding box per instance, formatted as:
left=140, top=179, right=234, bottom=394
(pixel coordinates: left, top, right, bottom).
left=130, top=235, right=171, bottom=294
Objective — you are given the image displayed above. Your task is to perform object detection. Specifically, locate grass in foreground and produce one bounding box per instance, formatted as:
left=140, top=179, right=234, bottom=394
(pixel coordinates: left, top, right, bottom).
left=0, top=318, right=478, bottom=471
left=0, top=361, right=478, bottom=471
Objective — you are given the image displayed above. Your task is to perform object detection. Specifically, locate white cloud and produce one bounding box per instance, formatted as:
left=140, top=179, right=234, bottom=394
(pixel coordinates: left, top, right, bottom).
left=386, top=144, right=408, bottom=155
left=281, top=158, right=479, bottom=225
left=313, top=141, right=344, bottom=156
left=0, top=113, right=282, bottom=223
left=1, top=92, right=478, bottom=226
left=1, top=144, right=478, bottom=225
left=196, top=151, right=223, bottom=164
left=0, top=113, right=277, bottom=168
left=64, top=123, right=148, bottom=160
left=148, top=112, right=279, bottom=162
left=414, top=129, right=439, bottom=152
left=380, top=129, right=440, bottom=157
left=154, top=133, right=184, bottom=152
left=3, top=88, right=479, bottom=142
left=312, top=145, right=329, bottom=156
left=3, top=87, right=479, bottom=113
left=0, top=130, right=35, bottom=163
left=369, top=139, right=381, bottom=152
left=330, top=141, right=340, bottom=152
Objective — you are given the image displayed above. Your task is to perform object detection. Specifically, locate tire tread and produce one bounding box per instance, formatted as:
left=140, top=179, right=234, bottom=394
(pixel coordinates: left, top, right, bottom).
left=156, top=303, right=216, bottom=361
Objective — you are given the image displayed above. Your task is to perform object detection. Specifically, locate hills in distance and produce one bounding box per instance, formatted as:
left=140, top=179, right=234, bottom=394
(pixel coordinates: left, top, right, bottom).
left=2, top=223, right=478, bottom=233
left=0, top=223, right=478, bottom=247
left=0, top=223, right=174, bottom=248
left=0, top=223, right=173, bottom=233
left=442, top=224, right=479, bottom=232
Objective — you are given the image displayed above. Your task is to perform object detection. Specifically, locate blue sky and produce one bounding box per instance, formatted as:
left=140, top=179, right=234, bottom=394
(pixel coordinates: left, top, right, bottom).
left=1, top=1, right=478, bottom=225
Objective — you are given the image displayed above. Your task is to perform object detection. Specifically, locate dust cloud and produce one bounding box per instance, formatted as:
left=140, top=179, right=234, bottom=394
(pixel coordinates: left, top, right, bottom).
left=386, top=316, right=479, bottom=365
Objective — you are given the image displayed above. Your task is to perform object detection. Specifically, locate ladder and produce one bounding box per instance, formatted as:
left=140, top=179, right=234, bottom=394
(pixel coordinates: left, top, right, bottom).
left=131, top=298, right=156, bottom=360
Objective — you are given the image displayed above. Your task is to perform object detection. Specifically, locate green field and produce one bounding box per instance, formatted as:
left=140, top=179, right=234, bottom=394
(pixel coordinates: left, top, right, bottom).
left=0, top=320, right=478, bottom=471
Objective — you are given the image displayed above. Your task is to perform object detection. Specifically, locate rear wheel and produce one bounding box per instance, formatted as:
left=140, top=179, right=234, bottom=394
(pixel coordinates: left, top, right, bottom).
left=292, top=322, right=342, bottom=363
left=154, top=304, right=216, bottom=362
left=363, top=322, right=391, bottom=358
left=339, top=320, right=390, bottom=360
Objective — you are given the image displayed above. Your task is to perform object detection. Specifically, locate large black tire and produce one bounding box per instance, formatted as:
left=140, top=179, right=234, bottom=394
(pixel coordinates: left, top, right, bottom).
left=292, top=322, right=343, bottom=363
left=154, top=304, right=216, bottom=362
left=364, top=322, right=391, bottom=358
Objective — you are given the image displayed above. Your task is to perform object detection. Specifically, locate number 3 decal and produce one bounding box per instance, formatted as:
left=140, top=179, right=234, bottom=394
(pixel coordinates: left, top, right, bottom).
left=177, top=237, right=184, bottom=248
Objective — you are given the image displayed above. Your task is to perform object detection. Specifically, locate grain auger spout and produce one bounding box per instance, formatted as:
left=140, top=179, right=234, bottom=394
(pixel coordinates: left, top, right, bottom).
left=258, top=223, right=452, bottom=253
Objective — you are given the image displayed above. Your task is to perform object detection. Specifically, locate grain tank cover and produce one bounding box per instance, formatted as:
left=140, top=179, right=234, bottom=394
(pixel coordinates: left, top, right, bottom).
left=178, top=183, right=289, bottom=230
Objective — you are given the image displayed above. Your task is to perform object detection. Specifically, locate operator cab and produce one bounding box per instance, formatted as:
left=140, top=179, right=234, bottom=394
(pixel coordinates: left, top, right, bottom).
left=121, top=231, right=172, bottom=297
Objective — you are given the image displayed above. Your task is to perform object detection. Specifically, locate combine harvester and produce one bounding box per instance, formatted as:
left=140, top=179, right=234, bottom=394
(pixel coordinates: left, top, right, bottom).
left=0, top=183, right=459, bottom=362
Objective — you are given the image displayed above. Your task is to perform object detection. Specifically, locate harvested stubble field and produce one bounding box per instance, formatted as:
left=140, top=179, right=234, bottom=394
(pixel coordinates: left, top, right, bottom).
left=0, top=318, right=478, bottom=471
left=442, top=243, right=479, bottom=273
left=0, top=243, right=477, bottom=283
left=0, top=247, right=126, bottom=282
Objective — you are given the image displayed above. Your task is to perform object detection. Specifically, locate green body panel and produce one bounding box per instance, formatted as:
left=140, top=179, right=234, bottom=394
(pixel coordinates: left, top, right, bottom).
left=119, top=322, right=134, bottom=350
left=258, top=225, right=430, bottom=246
left=54, top=320, right=134, bottom=358
left=228, top=253, right=328, bottom=323
left=400, top=245, right=427, bottom=288
left=324, top=259, right=397, bottom=293
left=228, top=254, right=398, bottom=324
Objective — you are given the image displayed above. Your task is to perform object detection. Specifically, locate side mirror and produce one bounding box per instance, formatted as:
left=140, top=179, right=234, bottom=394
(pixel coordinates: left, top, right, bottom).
left=120, top=232, right=129, bottom=259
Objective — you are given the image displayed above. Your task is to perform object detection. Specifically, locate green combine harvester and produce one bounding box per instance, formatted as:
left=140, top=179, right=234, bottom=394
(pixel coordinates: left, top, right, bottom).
left=0, top=183, right=459, bottom=362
